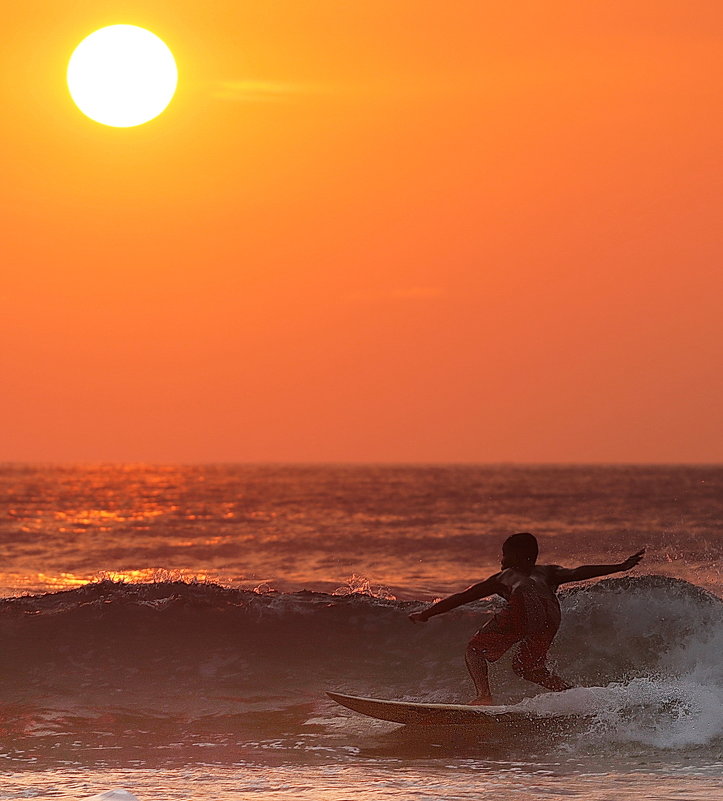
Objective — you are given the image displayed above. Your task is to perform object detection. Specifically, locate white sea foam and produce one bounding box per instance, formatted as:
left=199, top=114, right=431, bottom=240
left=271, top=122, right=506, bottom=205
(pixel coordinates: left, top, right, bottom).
left=508, top=584, right=723, bottom=748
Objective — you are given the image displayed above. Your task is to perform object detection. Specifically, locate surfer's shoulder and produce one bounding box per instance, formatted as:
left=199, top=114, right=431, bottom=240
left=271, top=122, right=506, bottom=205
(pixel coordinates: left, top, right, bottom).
left=481, top=569, right=507, bottom=592
left=495, top=567, right=524, bottom=586
left=536, top=564, right=566, bottom=584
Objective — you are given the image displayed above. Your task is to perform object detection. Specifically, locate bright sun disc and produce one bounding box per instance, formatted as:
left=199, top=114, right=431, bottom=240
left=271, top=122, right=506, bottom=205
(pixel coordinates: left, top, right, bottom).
left=67, top=25, right=177, bottom=127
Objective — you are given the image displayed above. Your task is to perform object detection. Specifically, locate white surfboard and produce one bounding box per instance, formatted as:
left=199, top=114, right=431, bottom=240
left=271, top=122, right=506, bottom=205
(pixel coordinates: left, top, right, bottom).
left=327, top=691, right=529, bottom=725
left=81, top=791, right=141, bottom=801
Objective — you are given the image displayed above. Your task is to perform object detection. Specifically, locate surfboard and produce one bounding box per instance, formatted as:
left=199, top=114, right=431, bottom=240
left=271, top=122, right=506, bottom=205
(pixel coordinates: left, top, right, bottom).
left=326, top=691, right=526, bottom=725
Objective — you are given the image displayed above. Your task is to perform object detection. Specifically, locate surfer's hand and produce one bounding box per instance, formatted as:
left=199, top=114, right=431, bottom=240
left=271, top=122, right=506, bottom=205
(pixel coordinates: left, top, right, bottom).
left=621, top=548, right=645, bottom=570
left=409, top=611, right=428, bottom=623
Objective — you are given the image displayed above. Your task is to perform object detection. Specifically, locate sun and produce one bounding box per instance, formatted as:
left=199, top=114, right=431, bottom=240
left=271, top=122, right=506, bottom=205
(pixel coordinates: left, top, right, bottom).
left=67, top=25, right=177, bottom=127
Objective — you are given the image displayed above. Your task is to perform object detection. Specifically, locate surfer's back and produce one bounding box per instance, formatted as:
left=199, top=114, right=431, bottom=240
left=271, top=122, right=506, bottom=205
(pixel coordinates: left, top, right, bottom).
left=493, top=566, right=560, bottom=603
left=485, top=567, right=562, bottom=635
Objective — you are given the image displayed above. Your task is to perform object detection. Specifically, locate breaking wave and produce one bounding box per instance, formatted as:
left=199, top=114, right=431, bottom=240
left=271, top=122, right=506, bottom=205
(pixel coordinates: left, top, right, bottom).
left=0, top=576, right=720, bottom=752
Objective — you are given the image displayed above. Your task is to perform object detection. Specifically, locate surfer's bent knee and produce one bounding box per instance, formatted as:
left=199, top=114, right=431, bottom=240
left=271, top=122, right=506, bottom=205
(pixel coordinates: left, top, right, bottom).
left=466, top=640, right=486, bottom=658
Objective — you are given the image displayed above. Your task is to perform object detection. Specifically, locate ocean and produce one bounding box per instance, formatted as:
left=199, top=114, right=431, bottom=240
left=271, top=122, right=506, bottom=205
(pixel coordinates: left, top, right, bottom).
left=0, top=464, right=721, bottom=800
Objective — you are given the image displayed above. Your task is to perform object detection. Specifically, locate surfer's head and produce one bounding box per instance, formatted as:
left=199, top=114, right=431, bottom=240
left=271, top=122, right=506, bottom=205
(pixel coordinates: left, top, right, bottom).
left=501, top=532, right=538, bottom=572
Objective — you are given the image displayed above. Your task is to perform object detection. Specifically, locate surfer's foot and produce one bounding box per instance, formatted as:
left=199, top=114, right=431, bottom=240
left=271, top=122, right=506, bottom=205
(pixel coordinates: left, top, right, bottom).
left=467, top=696, right=493, bottom=706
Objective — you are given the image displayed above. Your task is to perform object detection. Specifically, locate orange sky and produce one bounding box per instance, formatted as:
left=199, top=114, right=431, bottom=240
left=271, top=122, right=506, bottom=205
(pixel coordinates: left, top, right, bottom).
left=2, top=1, right=722, bottom=462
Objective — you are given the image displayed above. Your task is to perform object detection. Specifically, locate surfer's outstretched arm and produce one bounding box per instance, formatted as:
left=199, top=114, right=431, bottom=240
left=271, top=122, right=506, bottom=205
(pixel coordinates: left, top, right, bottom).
left=409, top=575, right=500, bottom=622
left=551, top=549, right=645, bottom=584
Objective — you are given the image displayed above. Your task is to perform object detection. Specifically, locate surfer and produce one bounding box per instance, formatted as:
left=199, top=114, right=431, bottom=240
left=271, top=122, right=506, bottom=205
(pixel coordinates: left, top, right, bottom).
left=409, top=533, right=645, bottom=705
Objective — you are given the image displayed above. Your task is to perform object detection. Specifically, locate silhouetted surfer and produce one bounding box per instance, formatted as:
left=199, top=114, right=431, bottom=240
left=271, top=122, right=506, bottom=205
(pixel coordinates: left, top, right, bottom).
left=410, top=533, right=645, bottom=704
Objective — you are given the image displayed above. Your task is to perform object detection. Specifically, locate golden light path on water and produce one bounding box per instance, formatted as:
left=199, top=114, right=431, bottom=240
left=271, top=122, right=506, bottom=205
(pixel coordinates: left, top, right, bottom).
left=2, top=568, right=226, bottom=593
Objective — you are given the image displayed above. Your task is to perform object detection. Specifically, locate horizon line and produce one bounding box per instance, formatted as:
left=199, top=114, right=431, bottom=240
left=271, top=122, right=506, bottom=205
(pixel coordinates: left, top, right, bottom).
left=1, top=460, right=721, bottom=468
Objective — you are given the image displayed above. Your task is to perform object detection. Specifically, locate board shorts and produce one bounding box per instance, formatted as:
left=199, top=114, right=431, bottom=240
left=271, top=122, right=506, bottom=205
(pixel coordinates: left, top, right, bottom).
left=468, top=588, right=561, bottom=677
left=468, top=628, right=556, bottom=672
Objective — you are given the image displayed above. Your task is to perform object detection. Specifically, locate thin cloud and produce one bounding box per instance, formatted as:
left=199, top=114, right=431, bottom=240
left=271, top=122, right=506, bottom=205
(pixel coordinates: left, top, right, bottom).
left=213, top=80, right=323, bottom=102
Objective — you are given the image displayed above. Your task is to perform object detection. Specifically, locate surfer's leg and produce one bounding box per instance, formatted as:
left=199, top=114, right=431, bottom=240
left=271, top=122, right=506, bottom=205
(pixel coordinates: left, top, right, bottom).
left=512, top=632, right=571, bottom=692
left=464, top=643, right=493, bottom=704
left=465, top=632, right=518, bottom=705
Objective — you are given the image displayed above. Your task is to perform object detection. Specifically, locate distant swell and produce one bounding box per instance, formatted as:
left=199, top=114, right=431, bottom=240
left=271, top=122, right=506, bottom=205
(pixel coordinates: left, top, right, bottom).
left=1, top=576, right=721, bottom=750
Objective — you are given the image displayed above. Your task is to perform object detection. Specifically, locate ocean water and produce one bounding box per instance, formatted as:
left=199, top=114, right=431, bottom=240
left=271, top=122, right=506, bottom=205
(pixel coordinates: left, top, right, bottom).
left=0, top=464, right=721, bottom=800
